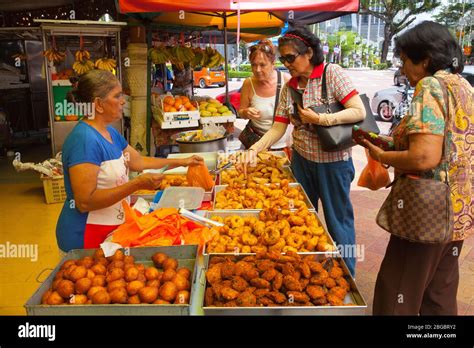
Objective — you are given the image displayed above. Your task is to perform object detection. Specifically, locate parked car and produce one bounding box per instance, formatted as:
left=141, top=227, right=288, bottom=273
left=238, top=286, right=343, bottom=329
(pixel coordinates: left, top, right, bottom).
left=371, top=85, right=414, bottom=122
left=193, top=65, right=226, bottom=88
left=393, top=67, right=408, bottom=86
left=461, top=65, right=474, bottom=86
left=216, top=88, right=241, bottom=113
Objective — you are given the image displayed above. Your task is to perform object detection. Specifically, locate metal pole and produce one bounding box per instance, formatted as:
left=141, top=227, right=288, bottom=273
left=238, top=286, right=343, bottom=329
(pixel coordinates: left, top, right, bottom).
left=224, top=14, right=229, bottom=104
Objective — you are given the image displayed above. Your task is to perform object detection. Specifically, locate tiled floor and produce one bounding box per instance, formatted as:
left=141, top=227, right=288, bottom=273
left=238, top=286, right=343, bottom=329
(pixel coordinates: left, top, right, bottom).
left=0, top=143, right=472, bottom=315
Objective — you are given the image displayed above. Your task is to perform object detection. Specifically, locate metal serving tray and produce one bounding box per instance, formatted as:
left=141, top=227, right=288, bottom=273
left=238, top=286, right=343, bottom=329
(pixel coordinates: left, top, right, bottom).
left=216, top=150, right=290, bottom=168
left=217, top=166, right=296, bottom=185
left=202, top=210, right=337, bottom=255
left=200, top=253, right=367, bottom=316
left=213, top=183, right=315, bottom=211
left=25, top=245, right=198, bottom=316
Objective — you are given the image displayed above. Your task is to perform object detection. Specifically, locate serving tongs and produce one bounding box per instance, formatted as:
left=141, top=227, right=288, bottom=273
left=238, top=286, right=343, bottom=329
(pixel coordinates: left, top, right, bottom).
left=178, top=208, right=224, bottom=228
left=209, top=161, right=232, bottom=175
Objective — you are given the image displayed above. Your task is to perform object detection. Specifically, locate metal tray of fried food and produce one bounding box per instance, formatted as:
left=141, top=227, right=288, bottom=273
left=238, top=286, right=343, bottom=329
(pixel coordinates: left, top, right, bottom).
left=217, top=165, right=296, bottom=186
left=202, top=210, right=337, bottom=255
left=25, top=245, right=198, bottom=316
left=217, top=150, right=290, bottom=169
left=200, top=253, right=367, bottom=316
left=213, top=183, right=315, bottom=211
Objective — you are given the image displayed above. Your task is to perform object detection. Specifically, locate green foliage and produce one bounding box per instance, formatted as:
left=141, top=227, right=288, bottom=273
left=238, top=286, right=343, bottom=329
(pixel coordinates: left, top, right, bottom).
left=433, top=3, right=473, bottom=27
left=229, top=70, right=252, bottom=78
left=372, top=63, right=388, bottom=70
left=237, top=64, right=252, bottom=72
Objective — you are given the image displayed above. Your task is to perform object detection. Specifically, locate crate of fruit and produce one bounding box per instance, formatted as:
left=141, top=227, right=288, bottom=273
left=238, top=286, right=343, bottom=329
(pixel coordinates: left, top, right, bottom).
left=195, top=97, right=236, bottom=124
left=153, top=94, right=200, bottom=123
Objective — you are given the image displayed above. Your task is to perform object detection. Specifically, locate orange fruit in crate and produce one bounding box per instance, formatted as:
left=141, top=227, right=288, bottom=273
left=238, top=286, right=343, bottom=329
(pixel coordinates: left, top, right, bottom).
left=174, top=98, right=183, bottom=109
left=164, top=105, right=171, bottom=112
left=181, top=96, right=190, bottom=104
left=169, top=107, right=177, bottom=112
left=184, top=102, right=192, bottom=110
left=163, top=96, right=175, bottom=105
left=188, top=106, right=197, bottom=111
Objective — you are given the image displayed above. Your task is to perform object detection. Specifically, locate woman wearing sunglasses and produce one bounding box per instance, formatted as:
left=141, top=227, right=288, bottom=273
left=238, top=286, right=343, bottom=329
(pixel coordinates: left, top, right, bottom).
left=238, top=40, right=291, bottom=150
left=239, top=26, right=365, bottom=276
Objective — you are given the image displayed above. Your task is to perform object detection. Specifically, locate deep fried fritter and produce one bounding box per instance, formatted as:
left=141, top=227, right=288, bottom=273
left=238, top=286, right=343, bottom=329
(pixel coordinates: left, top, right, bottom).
left=234, top=261, right=252, bottom=276
left=329, top=266, right=344, bottom=279
left=209, top=256, right=228, bottom=265
left=312, top=297, right=328, bottom=306
left=267, top=291, right=286, bottom=304
left=272, top=272, right=283, bottom=291
left=256, top=259, right=275, bottom=273
left=283, top=275, right=302, bottom=291
left=223, top=300, right=238, bottom=307
left=287, top=291, right=310, bottom=303
left=324, top=277, right=337, bottom=289
left=204, top=287, right=214, bottom=306
left=206, top=264, right=222, bottom=285
left=221, top=262, right=235, bottom=280
left=221, top=287, right=240, bottom=300
left=306, top=285, right=326, bottom=300
left=261, top=268, right=278, bottom=281
left=242, top=268, right=259, bottom=282
left=299, top=278, right=310, bottom=289
left=327, top=293, right=344, bottom=306
left=299, top=262, right=311, bottom=279
left=250, top=278, right=271, bottom=289
left=336, top=277, right=351, bottom=292
left=241, top=256, right=256, bottom=263
left=257, top=297, right=275, bottom=306
left=329, top=286, right=347, bottom=300
left=309, top=269, right=329, bottom=285
left=253, top=289, right=270, bottom=298
left=307, top=261, right=324, bottom=273
left=231, top=276, right=249, bottom=292
left=236, top=291, right=257, bottom=307
left=281, top=263, right=296, bottom=276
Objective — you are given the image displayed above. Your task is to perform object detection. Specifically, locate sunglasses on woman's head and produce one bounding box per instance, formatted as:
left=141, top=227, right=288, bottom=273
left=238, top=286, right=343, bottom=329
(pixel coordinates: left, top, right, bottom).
left=278, top=53, right=300, bottom=64
left=249, top=43, right=272, bottom=53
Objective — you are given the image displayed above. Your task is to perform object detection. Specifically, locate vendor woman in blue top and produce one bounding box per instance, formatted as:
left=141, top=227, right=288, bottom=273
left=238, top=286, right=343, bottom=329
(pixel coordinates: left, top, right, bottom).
left=56, top=70, right=203, bottom=252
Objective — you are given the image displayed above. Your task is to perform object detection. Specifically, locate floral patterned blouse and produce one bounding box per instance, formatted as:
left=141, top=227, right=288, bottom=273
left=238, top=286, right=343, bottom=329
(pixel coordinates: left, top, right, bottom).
left=392, top=70, right=473, bottom=241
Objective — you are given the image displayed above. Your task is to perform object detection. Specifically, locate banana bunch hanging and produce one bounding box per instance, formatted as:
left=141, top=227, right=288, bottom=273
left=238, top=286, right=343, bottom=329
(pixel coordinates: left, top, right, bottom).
left=148, top=45, right=172, bottom=65
left=95, top=37, right=117, bottom=73
left=43, top=36, right=65, bottom=64
left=203, top=46, right=224, bottom=68
left=73, top=36, right=94, bottom=75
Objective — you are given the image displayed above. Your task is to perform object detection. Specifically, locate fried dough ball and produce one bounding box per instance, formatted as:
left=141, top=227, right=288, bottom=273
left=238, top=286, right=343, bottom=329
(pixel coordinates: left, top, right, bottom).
left=137, top=273, right=147, bottom=283
left=125, top=267, right=139, bottom=282
left=234, top=261, right=251, bottom=277
left=108, top=260, right=125, bottom=271
left=172, top=274, right=190, bottom=291
left=324, top=277, right=337, bottom=289
left=306, top=285, right=326, bottom=300
left=145, top=267, right=160, bottom=281
left=86, top=270, right=95, bottom=280
left=123, top=255, right=135, bottom=264
left=154, top=299, right=170, bottom=305
left=127, top=295, right=141, bottom=304
left=261, top=268, right=278, bottom=281
left=159, top=281, right=178, bottom=302
left=163, top=258, right=178, bottom=271
left=126, top=280, right=145, bottom=296
left=329, top=286, right=347, bottom=300
left=92, top=290, right=111, bottom=304
left=310, top=269, right=329, bottom=285
left=109, top=288, right=128, bottom=304
left=57, top=279, right=75, bottom=299
left=262, top=226, right=280, bottom=245
left=287, top=291, right=310, bottom=303
left=285, top=234, right=304, bottom=249
left=46, top=291, right=65, bottom=305
left=107, top=279, right=126, bottom=292
left=174, top=290, right=190, bottom=304
left=93, top=248, right=105, bottom=259
left=206, top=264, right=222, bottom=285
left=251, top=245, right=268, bottom=254
left=138, top=286, right=159, bottom=303
left=77, top=256, right=94, bottom=269
left=69, top=266, right=87, bottom=282
left=91, top=275, right=106, bottom=287
left=91, top=263, right=107, bottom=276
left=272, top=272, right=284, bottom=291
left=41, top=290, right=52, bottom=304
left=283, top=275, right=302, bottom=291
left=87, top=286, right=106, bottom=299
left=162, top=269, right=176, bottom=283
left=221, top=287, right=240, bottom=301
left=70, top=294, right=88, bottom=305
left=204, top=287, right=214, bottom=306
left=95, top=257, right=108, bottom=266
left=250, top=278, right=271, bottom=289
left=267, top=291, right=286, bottom=304
left=147, top=279, right=161, bottom=288
left=176, top=268, right=191, bottom=280
left=234, top=291, right=256, bottom=307
left=106, top=268, right=125, bottom=283
left=54, top=270, right=65, bottom=280
left=51, top=279, right=61, bottom=291
left=231, top=276, right=249, bottom=292
left=151, top=252, right=168, bottom=268
left=75, top=277, right=92, bottom=295
left=241, top=232, right=258, bottom=246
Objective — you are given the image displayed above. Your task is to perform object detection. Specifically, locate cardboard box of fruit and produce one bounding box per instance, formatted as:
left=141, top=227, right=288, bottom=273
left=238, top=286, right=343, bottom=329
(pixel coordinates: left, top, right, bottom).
left=197, top=98, right=236, bottom=124
left=155, top=94, right=200, bottom=123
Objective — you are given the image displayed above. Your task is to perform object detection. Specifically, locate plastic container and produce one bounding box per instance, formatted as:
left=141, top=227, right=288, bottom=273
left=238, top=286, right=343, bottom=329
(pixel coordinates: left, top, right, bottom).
left=41, top=174, right=67, bottom=204
left=154, top=187, right=205, bottom=210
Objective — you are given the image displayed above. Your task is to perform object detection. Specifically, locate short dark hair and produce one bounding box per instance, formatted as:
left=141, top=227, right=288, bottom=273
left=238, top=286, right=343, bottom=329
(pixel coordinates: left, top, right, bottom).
left=394, top=21, right=464, bottom=74
left=68, top=70, right=119, bottom=103
left=278, top=25, right=324, bottom=66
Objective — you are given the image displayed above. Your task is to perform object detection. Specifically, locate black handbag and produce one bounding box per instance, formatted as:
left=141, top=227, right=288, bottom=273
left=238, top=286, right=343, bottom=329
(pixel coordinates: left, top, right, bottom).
left=239, top=71, right=282, bottom=149
left=289, top=63, right=380, bottom=152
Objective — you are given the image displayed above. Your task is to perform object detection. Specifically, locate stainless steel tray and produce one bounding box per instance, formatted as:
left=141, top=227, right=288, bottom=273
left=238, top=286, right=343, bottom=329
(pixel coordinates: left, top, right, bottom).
left=217, top=166, right=296, bottom=185
left=25, top=245, right=199, bottom=316
left=131, top=185, right=214, bottom=204
left=216, top=150, right=290, bottom=168
left=213, top=183, right=315, bottom=211
left=202, top=210, right=337, bottom=255
left=200, top=253, right=367, bottom=316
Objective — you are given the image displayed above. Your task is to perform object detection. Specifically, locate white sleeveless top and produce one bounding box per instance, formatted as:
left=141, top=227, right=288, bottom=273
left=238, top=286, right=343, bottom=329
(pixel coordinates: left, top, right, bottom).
left=248, top=74, right=291, bottom=149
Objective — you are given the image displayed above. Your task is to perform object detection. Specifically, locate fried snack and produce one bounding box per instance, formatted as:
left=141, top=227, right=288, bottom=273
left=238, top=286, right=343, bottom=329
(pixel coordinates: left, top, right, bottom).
left=221, top=287, right=239, bottom=300
left=287, top=291, right=310, bottom=303
left=236, top=291, right=257, bottom=307
left=306, top=285, right=326, bottom=300
left=250, top=278, right=271, bottom=289
left=231, top=276, right=249, bottom=292
left=206, top=264, right=222, bottom=285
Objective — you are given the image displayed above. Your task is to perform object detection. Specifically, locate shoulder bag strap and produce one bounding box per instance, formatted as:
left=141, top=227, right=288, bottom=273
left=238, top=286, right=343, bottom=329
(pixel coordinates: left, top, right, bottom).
left=434, top=76, right=451, bottom=185
left=320, top=63, right=330, bottom=104
left=272, top=70, right=282, bottom=124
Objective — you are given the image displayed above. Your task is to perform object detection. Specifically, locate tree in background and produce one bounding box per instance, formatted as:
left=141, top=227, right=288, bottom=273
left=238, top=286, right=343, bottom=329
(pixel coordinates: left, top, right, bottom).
left=433, top=2, right=473, bottom=47
left=360, top=0, right=441, bottom=63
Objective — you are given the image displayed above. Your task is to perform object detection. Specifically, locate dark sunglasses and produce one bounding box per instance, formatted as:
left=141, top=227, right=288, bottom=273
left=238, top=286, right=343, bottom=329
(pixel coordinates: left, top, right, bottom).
left=278, top=53, right=300, bottom=64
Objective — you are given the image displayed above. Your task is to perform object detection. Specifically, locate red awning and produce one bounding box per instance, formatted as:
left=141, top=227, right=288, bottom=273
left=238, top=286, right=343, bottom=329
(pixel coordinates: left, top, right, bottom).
left=118, top=0, right=359, bottom=13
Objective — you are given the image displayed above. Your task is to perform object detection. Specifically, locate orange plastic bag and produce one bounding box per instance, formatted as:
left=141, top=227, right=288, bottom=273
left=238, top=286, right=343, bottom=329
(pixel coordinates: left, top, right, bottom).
left=187, top=163, right=215, bottom=191
left=358, top=149, right=391, bottom=190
